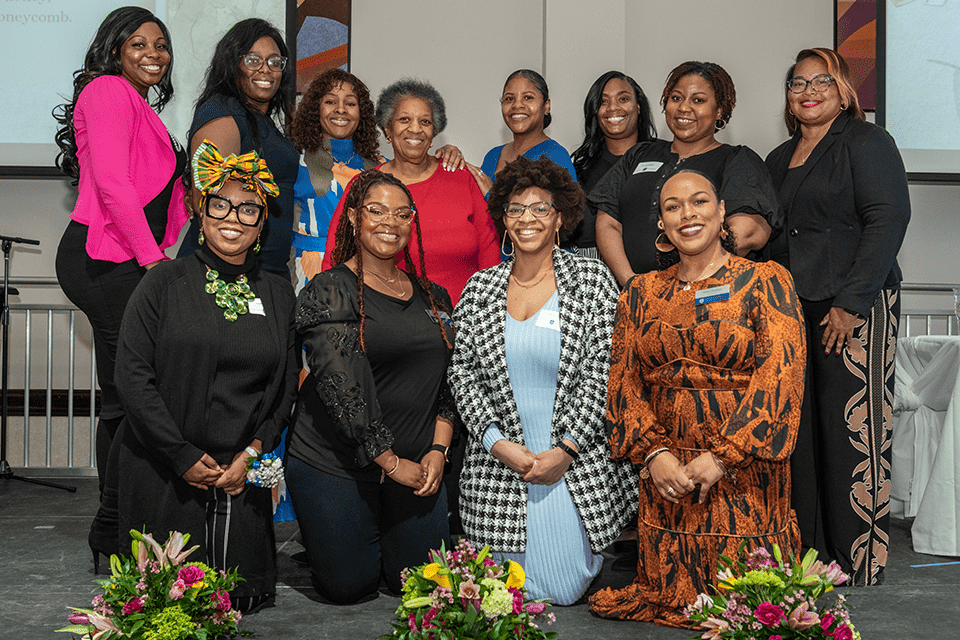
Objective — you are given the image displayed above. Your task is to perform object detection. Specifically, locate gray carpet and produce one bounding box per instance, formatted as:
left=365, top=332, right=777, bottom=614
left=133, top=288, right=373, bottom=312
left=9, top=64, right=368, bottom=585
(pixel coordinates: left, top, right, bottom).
left=2, top=477, right=956, bottom=639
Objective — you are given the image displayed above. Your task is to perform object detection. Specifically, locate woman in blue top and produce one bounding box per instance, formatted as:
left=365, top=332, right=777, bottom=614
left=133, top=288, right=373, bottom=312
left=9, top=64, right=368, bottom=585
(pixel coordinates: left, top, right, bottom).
left=465, top=69, right=576, bottom=196
left=450, top=156, right=636, bottom=605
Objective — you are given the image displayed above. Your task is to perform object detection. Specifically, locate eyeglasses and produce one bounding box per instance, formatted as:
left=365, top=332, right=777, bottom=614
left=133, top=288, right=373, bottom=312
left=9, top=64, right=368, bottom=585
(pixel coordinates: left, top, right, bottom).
left=205, top=195, right=264, bottom=227
left=360, top=204, right=416, bottom=225
left=503, top=202, right=555, bottom=218
left=240, top=53, right=287, bottom=72
left=786, top=74, right=834, bottom=94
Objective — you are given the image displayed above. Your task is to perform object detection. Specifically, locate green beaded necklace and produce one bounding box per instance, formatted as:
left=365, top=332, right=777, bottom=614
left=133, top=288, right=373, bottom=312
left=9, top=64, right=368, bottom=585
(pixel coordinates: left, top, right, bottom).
left=204, top=268, right=256, bottom=321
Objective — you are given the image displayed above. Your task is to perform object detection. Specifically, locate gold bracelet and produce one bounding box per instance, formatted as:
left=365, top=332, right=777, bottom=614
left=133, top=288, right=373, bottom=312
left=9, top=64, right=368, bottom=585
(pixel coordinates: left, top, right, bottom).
left=385, top=455, right=400, bottom=476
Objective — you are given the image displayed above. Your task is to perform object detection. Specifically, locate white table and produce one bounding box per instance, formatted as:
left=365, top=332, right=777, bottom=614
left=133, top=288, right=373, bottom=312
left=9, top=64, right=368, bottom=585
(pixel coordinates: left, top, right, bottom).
left=892, top=335, right=960, bottom=557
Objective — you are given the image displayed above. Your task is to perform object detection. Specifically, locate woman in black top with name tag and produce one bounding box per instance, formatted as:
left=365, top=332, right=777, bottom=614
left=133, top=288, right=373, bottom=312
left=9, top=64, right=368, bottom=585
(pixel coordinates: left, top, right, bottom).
left=285, top=170, right=456, bottom=604
left=591, top=61, right=780, bottom=286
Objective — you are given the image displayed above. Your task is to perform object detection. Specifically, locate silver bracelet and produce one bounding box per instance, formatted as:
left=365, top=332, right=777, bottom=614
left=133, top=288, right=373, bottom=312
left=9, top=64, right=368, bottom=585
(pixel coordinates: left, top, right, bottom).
left=244, top=446, right=260, bottom=458
left=644, top=447, right=669, bottom=466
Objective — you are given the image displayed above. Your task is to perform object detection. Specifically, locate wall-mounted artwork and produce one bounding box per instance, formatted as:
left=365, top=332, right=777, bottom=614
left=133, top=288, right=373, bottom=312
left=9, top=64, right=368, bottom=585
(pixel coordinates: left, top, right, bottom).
left=836, top=0, right=877, bottom=110
left=296, top=0, right=351, bottom=95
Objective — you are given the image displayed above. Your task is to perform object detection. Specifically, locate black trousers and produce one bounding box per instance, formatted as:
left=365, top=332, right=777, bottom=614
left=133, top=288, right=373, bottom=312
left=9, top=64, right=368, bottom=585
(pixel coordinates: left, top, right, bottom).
left=791, top=291, right=899, bottom=586
left=57, top=221, right=144, bottom=554
left=286, top=455, right=450, bottom=604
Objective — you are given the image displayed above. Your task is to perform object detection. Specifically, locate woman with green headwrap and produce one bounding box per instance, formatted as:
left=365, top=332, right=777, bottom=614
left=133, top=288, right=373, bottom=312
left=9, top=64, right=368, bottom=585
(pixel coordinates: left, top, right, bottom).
left=111, top=141, right=298, bottom=612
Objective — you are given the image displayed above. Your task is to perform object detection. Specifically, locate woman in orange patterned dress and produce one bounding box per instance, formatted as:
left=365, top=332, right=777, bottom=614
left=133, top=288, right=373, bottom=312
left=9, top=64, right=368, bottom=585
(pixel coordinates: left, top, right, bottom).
left=589, top=170, right=806, bottom=627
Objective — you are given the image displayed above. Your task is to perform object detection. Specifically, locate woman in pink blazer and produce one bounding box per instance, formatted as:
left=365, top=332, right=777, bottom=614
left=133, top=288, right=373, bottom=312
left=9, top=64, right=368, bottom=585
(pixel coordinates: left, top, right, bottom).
left=53, top=6, right=188, bottom=565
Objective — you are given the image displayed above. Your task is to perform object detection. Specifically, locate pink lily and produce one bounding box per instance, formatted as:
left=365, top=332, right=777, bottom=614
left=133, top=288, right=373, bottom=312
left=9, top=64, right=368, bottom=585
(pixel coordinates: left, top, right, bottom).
left=787, top=601, right=820, bottom=631
left=135, top=539, right=150, bottom=575
left=700, top=617, right=730, bottom=640
left=822, top=561, right=849, bottom=586
left=162, top=532, right=198, bottom=566
left=87, top=612, right=123, bottom=639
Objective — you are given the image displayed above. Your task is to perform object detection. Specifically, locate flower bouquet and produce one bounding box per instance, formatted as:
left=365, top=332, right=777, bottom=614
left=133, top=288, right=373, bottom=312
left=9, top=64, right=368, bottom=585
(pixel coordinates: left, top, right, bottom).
left=57, top=530, right=244, bottom=640
left=685, top=543, right=858, bottom=640
left=379, top=539, right=557, bottom=640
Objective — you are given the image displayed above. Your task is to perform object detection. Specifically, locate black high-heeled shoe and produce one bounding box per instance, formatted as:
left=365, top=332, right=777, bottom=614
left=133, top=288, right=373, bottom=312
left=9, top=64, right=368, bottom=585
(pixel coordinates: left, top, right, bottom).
left=90, top=545, right=106, bottom=575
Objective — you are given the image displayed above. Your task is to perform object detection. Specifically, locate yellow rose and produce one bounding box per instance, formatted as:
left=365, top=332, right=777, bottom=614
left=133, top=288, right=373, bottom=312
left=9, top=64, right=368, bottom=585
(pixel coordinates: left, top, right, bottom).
left=422, top=563, right=451, bottom=589
left=505, top=560, right=525, bottom=590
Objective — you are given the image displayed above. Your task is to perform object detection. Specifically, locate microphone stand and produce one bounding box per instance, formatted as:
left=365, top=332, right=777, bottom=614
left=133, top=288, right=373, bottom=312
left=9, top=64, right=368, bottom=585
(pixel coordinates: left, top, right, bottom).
left=0, top=234, right=75, bottom=491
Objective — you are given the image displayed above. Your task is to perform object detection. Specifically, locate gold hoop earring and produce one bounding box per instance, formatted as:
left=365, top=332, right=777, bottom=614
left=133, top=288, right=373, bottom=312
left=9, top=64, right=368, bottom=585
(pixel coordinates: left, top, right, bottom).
left=655, top=232, right=675, bottom=253
left=501, top=233, right=514, bottom=257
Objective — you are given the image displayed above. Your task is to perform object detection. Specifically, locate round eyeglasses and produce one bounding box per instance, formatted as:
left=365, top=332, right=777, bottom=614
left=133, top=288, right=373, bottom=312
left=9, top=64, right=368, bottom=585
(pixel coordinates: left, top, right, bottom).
left=241, top=53, right=287, bottom=72
left=503, top=202, right=555, bottom=218
left=205, top=195, right=264, bottom=227
left=786, top=74, right=834, bottom=94
left=360, top=204, right=416, bottom=225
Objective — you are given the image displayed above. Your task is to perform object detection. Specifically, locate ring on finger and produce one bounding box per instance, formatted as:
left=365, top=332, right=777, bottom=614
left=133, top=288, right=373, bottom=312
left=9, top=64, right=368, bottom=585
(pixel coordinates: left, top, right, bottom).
left=666, top=487, right=676, bottom=495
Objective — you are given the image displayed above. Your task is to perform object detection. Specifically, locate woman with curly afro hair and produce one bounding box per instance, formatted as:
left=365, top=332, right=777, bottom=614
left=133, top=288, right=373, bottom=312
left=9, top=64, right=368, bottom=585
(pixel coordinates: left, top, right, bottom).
left=449, top=156, right=637, bottom=605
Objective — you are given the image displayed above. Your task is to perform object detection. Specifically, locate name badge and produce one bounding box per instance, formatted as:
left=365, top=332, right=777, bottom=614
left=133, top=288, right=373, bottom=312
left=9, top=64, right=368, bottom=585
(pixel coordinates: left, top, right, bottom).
left=425, top=309, right=454, bottom=326
left=694, top=285, right=730, bottom=306
left=535, top=309, right=561, bottom=331
left=248, top=298, right=266, bottom=316
left=633, top=161, right=663, bottom=174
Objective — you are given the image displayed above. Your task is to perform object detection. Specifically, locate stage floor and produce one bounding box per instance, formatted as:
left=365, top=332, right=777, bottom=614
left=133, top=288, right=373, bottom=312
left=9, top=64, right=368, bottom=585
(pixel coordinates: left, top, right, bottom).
left=2, top=477, right=957, bottom=639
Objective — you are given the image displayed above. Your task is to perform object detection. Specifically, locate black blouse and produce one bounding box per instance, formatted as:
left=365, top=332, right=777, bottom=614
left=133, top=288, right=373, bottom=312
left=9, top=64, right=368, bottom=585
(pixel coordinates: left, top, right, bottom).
left=588, top=140, right=781, bottom=274
left=287, top=264, right=456, bottom=482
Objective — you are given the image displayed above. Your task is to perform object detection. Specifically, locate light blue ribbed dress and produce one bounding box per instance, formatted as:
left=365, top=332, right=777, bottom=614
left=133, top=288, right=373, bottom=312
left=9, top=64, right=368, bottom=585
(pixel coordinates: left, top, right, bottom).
left=482, top=291, right=604, bottom=605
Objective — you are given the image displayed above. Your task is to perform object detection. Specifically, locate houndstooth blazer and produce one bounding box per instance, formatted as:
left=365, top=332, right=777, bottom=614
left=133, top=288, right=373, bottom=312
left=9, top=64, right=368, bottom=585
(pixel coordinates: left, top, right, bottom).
left=449, top=248, right=638, bottom=552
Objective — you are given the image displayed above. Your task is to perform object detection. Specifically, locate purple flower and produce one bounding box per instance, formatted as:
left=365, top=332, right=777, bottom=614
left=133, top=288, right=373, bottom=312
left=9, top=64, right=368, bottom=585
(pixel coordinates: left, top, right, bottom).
left=122, top=597, right=144, bottom=614
left=755, top=602, right=784, bottom=626
left=178, top=565, right=205, bottom=586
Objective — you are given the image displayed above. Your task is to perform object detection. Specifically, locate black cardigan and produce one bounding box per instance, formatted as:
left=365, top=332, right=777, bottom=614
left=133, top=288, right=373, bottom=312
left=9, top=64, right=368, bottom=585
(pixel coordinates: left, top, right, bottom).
left=764, top=110, right=911, bottom=316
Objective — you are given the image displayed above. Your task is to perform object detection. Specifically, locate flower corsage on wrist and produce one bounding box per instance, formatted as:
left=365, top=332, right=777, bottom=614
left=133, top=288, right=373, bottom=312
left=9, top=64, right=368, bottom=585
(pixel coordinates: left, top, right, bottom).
left=244, top=446, right=283, bottom=489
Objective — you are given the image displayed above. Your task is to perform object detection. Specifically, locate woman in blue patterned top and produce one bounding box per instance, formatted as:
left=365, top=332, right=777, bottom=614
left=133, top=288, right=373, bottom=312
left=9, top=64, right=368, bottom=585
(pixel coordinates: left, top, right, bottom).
left=449, top=156, right=636, bottom=605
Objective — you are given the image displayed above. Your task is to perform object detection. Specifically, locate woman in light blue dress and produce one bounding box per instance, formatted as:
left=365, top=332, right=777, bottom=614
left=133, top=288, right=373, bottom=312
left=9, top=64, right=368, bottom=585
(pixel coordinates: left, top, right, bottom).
left=450, top=156, right=636, bottom=605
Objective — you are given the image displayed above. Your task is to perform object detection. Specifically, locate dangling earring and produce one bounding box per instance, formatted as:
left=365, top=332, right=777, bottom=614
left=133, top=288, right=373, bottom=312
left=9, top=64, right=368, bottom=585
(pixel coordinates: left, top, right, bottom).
left=198, top=229, right=205, bottom=245
left=501, top=233, right=514, bottom=257
left=555, top=229, right=560, bottom=247
left=253, top=236, right=261, bottom=254
left=655, top=232, right=675, bottom=253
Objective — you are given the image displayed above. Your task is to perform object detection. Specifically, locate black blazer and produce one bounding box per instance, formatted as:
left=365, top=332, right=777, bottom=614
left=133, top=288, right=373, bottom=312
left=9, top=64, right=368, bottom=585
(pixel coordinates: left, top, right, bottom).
left=765, top=110, right=910, bottom=316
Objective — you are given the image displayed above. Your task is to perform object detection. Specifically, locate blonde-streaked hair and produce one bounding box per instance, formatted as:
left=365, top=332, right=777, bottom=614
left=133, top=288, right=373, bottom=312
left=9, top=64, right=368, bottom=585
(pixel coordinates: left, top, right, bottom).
left=783, top=48, right=866, bottom=134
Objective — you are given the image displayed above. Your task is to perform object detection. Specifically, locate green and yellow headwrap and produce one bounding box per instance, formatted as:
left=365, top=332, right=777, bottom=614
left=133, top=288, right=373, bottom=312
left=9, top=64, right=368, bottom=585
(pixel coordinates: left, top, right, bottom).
left=192, top=139, right=280, bottom=209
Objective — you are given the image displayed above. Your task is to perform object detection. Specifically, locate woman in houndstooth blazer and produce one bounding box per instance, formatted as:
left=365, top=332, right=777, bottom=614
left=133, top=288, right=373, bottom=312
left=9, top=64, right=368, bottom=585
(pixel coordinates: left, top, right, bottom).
left=449, top=156, right=637, bottom=605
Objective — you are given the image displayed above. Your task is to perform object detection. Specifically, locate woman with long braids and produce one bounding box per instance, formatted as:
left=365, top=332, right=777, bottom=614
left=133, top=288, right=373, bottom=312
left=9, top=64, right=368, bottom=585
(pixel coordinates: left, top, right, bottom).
left=53, top=6, right=187, bottom=566
left=286, top=170, right=456, bottom=604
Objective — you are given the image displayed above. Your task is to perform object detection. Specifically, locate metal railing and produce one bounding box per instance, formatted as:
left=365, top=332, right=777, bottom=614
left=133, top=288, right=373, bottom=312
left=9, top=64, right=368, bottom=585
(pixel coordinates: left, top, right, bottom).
left=899, top=283, right=960, bottom=337
left=4, top=276, right=98, bottom=476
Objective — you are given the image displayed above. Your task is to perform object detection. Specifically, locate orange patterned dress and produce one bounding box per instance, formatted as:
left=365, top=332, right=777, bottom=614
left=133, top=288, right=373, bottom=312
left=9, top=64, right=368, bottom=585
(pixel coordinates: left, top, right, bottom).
left=589, top=256, right=806, bottom=628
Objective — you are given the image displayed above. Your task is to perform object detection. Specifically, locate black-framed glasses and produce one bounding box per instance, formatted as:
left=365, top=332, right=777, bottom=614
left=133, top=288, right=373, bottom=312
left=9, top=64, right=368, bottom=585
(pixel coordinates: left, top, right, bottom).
left=503, top=202, right=554, bottom=218
left=240, top=53, right=287, bottom=72
left=786, top=74, right=834, bottom=94
left=360, top=204, right=416, bottom=225
left=205, top=195, right=264, bottom=227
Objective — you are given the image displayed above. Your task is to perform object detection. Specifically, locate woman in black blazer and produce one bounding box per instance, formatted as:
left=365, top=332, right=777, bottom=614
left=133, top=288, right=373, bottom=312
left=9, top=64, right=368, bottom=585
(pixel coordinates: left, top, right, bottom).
left=764, top=47, right=910, bottom=586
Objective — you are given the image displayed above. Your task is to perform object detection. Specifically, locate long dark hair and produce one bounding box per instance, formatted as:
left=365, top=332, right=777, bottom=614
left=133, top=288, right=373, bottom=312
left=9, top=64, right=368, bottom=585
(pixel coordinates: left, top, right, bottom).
left=291, top=69, right=379, bottom=158
left=331, top=170, right=452, bottom=351
left=571, top=71, right=656, bottom=182
left=196, top=18, right=294, bottom=148
left=53, top=6, right=174, bottom=180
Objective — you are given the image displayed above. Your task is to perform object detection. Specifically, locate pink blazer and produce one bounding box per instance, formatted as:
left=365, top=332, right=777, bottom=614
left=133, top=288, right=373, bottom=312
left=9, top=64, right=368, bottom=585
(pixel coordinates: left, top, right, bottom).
left=69, top=75, right=188, bottom=266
